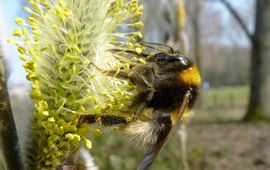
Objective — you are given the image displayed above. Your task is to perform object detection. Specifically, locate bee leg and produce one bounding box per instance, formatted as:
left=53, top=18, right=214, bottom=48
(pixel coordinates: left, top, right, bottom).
left=128, top=64, right=156, bottom=88
left=129, top=73, right=153, bottom=89
left=89, top=62, right=130, bottom=79
left=79, top=114, right=133, bottom=126
left=89, top=62, right=107, bottom=73
left=112, top=55, right=136, bottom=68
left=100, top=67, right=154, bottom=88
left=89, top=62, right=155, bottom=89
left=107, top=70, right=129, bottom=79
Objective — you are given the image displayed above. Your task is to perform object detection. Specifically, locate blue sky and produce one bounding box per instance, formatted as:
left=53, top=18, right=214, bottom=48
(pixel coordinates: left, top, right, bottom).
left=1, top=0, right=27, bottom=85
left=2, top=0, right=21, bottom=22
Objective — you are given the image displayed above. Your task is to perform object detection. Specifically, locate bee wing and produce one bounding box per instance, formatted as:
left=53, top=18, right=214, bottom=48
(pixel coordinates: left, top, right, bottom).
left=137, top=90, right=192, bottom=170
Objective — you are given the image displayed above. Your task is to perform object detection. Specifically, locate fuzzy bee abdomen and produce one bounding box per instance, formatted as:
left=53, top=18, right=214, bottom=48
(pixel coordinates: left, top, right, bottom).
left=124, top=114, right=172, bottom=147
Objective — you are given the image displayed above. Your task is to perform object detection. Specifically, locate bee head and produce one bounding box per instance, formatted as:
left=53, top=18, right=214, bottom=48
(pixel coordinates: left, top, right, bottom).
left=148, top=52, right=191, bottom=68
left=147, top=52, right=201, bottom=87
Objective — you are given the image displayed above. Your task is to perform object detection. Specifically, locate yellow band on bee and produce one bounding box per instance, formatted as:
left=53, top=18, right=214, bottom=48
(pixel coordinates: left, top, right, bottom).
left=178, top=66, right=201, bottom=86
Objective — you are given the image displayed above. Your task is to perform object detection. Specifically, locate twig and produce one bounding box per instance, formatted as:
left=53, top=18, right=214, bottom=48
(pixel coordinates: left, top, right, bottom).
left=178, top=124, right=189, bottom=170
left=0, top=53, right=24, bottom=169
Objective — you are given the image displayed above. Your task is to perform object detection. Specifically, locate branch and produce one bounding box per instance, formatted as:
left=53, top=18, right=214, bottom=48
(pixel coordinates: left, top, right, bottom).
left=0, top=54, right=24, bottom=169
left=219, top=0, right=253, bottom=41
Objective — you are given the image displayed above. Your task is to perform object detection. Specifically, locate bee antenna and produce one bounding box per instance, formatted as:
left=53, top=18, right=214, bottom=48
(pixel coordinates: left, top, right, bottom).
left=140, top=42, right=175, bottom=53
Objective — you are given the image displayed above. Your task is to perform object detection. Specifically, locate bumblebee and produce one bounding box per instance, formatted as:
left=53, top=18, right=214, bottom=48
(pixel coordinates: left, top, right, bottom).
left=80, top=42, right=201, bottom=170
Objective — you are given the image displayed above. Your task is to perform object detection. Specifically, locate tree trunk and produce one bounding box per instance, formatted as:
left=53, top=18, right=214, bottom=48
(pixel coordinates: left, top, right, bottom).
left=244, top=0, right=270, bottom=121
left=191, top=0, right=201, bottom=70
left=0, top=54, right=24, bottom=169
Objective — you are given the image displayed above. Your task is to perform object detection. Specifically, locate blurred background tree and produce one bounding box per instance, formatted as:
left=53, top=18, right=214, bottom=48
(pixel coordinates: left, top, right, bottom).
left=211, top=0, right=270, bottom=120
left=187, top=0, right=202, bottom=69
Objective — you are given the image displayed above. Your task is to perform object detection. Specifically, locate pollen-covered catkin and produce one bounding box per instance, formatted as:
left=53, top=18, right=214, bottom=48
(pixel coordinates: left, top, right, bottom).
left=10, top=0, right=143, bottom=169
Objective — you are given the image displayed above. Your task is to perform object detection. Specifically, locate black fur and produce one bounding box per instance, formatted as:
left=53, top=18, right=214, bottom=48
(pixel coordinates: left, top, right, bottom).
left=80, top=114, right=128, bottom=126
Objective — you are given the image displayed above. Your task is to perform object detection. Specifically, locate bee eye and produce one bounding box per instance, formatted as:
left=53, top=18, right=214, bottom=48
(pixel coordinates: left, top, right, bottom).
left=166, top=57, right=181, bottom=62
left=155, top=53, right=189, bottom=65
left=156, top=53, right=167, bottom=62
left=156, top=53, right=182, bottom=63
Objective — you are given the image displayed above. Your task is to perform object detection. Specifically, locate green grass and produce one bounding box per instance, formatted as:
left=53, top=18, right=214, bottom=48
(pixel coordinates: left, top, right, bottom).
left=191, top=86, right=249, bottom=123
left=0, top=161, right=3, bottom=170
left=90, top=131, right=190, bottom=170
left=201, top=86, right=249, bottom=102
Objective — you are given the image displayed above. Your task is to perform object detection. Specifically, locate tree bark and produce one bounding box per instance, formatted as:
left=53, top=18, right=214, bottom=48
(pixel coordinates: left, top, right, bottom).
left=218, top=0, right=270, bottom=121
left=191, top=0, right=201, bottom=70
left=244, top=0, right=270, bottom=121
left=0, top=53, right=24, bottom=169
